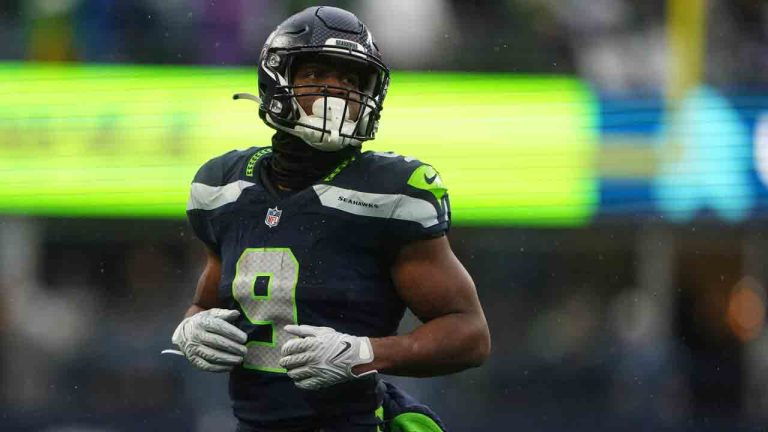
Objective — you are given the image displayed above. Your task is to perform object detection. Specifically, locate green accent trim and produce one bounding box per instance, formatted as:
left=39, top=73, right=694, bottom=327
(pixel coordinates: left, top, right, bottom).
left=243, top=340, right=287, bottom=373
left=375, top=405, right=385, bottom=432
left=323, top=155, right=356, bottom=182
left=288, top=248, right=300, bottom=337
left=407, top=165, right=447, bottom=201
left=245, top=147, right=272, bottom=177
left=232, top=247, right=299, bottom=373
left=390, top=413, right=444, bottom=432
left=246, top=326, right=275, bottom=347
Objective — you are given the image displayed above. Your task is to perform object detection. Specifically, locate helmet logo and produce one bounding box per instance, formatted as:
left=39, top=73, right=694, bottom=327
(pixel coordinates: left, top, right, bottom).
left=324, top=38, right=367, bottom=54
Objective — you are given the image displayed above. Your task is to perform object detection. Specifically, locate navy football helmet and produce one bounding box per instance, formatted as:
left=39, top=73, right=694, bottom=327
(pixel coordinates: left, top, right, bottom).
left=236, top=6, right=390, bottom=151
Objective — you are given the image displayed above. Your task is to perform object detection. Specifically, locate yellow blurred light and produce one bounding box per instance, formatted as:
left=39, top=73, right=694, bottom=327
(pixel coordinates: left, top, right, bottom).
left=0, top=62, right=598, bottom=225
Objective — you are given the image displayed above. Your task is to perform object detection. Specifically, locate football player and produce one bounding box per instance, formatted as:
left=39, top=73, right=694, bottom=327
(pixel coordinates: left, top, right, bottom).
left=171, top=6, right=490, bottom=432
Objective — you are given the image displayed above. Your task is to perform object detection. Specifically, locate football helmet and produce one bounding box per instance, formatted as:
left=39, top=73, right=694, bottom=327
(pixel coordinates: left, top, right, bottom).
left=236, top=6, right=390, bottom=151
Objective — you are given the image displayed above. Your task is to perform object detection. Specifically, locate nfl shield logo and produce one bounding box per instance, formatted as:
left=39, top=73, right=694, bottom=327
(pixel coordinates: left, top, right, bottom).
left=265, top=207, right=282, bottom=228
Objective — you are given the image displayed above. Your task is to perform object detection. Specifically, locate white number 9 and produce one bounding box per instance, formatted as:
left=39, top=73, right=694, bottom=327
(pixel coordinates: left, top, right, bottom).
left=232, top=248, right=299, bottom=372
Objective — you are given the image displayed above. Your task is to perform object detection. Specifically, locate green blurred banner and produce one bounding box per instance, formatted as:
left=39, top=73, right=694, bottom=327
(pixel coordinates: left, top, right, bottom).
left=0, top=63, right=598, bottom=225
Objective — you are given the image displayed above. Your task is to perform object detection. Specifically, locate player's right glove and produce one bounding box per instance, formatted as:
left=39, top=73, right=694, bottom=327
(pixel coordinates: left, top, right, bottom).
left=278, top=325, right=376, bottom=390
left=171, top=308, right=248, bottom=372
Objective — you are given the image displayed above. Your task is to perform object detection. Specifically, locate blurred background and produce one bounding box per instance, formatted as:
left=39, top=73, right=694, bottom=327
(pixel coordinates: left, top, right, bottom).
left=1, top=0, right=767, bottom=430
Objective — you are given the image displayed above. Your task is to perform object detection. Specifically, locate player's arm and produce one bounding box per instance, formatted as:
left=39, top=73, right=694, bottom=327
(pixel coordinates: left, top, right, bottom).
left=170, top=246, right=249, bottom=372
left=278, top=236, right=490, bottom=389
left=357, top=235, right=490, bottom=377
left=184, top=247, right=223, bottom=317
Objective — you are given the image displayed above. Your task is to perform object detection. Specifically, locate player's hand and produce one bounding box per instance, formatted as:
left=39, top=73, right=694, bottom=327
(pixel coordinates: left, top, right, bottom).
left=171, top=308, right=248, bottom=373
left=278, top=324, right=376, bottom=390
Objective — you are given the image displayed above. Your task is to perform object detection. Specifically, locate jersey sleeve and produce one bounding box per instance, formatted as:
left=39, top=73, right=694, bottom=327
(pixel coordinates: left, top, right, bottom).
left=184, top=147, right=266, bottom=255
left=388, top=163, right=451, bottom=244
left=185, top=157, right=225, bottom=254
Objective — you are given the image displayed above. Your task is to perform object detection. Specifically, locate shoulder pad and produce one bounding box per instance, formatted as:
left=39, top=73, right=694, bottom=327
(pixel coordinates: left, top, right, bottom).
left=359, top=151, right=447, bottom=197
left=193, top=147, right=271, bottom=186
left=405, top=164, right=447, bottom=201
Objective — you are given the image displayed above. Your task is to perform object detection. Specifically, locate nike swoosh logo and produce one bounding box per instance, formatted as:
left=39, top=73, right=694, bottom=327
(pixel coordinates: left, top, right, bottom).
left=424, top=173, right=438, bottom=184
left=330, top=341, right=352, bottom=362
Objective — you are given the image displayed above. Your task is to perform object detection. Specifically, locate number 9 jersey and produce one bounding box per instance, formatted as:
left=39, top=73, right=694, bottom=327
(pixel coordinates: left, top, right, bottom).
left=186, top=147, right=450, bottom=430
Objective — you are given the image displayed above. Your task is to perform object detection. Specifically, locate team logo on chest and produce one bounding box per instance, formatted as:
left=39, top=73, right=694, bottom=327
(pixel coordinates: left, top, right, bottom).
left=264, top=207, right=282, bottom=228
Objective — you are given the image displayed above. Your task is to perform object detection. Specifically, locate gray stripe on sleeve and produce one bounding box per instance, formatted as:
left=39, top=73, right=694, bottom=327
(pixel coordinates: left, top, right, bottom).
left=313, top=184, right=438, bottom=227
left=187, top=180, right=256, bottom=211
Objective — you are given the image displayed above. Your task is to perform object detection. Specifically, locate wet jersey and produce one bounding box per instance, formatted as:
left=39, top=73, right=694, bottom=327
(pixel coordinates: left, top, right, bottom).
left=186, top=147, right=450, bottom=430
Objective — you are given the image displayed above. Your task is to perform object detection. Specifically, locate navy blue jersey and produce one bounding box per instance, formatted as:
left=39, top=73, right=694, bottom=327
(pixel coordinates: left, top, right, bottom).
left=186, top=147, right=450, bottom=430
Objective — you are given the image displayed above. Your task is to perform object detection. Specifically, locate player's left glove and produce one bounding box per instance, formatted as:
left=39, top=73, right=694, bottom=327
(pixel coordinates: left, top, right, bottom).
left=278, top=325, right=376, bottom=390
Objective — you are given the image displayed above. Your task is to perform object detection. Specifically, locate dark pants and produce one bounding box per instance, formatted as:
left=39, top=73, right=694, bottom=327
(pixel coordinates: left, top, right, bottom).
left=236, top=414, right=381, bottom=432
left=236, top=380, right=445, bottom=432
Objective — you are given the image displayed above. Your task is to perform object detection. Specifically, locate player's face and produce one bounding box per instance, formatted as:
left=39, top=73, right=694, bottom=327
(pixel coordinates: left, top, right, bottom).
left=292, top=60, right=362, bottom=120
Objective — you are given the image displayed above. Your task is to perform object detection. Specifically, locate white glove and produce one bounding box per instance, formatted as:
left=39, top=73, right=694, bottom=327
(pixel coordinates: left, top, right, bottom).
left=171, top=308, right=248, bottom=372
left=278, top=324, right=376, bottom=390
